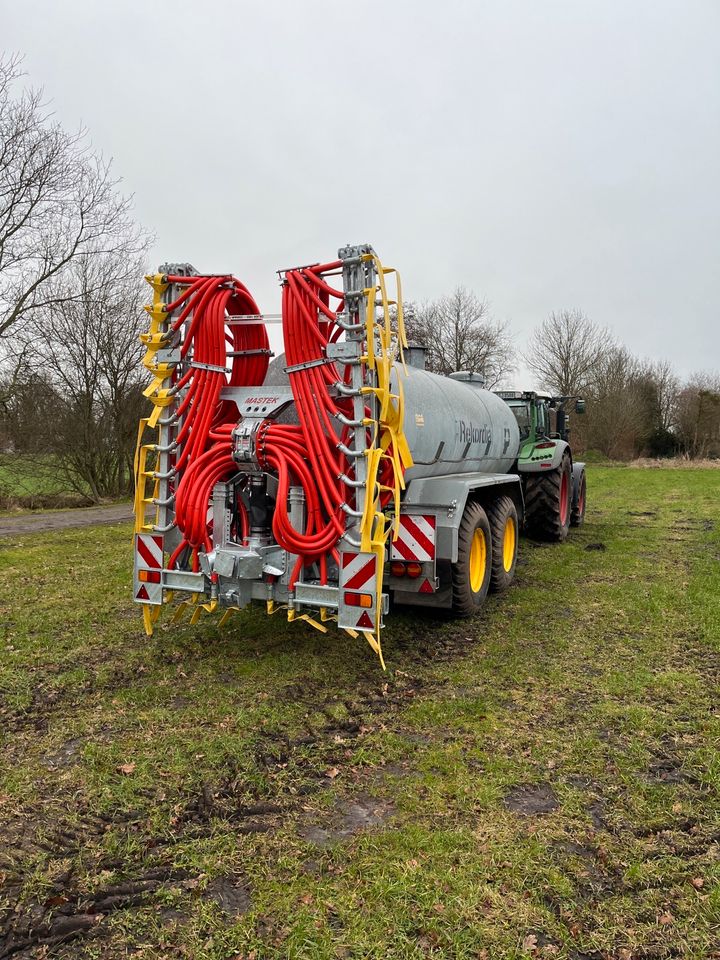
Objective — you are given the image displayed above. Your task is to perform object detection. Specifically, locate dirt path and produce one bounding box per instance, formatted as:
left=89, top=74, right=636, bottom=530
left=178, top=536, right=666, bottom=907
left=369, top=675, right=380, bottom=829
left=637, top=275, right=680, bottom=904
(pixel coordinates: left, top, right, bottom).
left=0, top=502, right=133, bottom=538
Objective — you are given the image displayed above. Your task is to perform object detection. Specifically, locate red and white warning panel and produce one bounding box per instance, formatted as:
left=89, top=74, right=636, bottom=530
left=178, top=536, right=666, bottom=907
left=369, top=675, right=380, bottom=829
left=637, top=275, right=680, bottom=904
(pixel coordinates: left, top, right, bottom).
left=133, top=533, right=164, bottom=605
left=391, top=514, right=436, bottom=562
left=337, top=550, right=379, bottom=633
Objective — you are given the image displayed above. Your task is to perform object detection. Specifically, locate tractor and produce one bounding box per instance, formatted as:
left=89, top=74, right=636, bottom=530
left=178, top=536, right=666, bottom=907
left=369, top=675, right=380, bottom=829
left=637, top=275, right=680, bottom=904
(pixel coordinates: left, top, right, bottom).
left=495, top=391, right=587, bottom=541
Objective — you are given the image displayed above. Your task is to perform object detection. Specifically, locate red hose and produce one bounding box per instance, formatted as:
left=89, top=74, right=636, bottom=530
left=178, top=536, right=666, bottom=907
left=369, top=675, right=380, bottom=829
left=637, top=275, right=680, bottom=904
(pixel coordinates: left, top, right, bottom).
left=165, top=276, right=268, bottom=561
left=165, top=259, right=402, bottom=591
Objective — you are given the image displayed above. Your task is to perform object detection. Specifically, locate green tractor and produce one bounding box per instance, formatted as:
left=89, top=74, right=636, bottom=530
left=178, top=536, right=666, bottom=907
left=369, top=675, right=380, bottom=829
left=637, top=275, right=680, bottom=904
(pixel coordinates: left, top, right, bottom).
left=495, top=391, right=587, bottom=542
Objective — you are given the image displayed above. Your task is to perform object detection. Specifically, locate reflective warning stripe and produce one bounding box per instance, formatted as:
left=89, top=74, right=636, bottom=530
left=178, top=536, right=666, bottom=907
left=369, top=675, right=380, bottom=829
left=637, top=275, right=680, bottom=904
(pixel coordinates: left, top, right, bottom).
left=391, top=514, right=436, bottom=562
left=341, top=551, right=377, bottom=592
left=134, top=533, right=164, bottom=605
left=338, top=550, right=379, bottom=634
left=343, top=558, right=377, bottom=591
left=136, top=534, right=163, bottom=570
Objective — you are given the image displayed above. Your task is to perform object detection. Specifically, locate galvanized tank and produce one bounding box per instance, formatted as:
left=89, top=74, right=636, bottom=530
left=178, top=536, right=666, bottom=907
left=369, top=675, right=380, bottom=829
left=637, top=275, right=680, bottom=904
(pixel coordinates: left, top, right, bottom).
left=393, top=366, right=519, bottom=480
left=264, top=354, right=519, bottom=477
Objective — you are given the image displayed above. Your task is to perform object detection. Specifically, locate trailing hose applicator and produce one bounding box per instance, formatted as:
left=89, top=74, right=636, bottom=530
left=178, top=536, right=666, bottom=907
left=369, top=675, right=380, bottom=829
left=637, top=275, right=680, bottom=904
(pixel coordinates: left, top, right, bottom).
left=134, top=246, right=412, bottom=664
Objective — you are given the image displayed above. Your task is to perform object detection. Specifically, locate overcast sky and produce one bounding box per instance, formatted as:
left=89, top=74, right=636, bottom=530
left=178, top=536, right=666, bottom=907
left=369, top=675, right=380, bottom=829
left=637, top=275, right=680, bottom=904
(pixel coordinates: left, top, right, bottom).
left=2, top=0, right=718, bottom=383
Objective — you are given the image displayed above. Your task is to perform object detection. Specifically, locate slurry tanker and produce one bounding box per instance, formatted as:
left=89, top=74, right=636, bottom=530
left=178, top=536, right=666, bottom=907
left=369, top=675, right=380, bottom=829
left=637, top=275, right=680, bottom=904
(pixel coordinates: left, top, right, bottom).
left=133, top=245, right=586, bottom=665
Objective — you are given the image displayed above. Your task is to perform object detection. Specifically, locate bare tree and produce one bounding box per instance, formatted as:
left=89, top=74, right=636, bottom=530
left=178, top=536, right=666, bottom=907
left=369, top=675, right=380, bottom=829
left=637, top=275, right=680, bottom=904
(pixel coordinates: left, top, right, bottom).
left=676, top=373, right=720, bottom=458
left=524, top=309, right=612, bottom=396
left=0, top=55, right=143, bottom=397
left=584, top=345, right=649, bottom=458
left=643, top=359, right=679, bottom=435
left=405, top=286, right=514, bottom=386
left=30, top=245, right=150, bottom=500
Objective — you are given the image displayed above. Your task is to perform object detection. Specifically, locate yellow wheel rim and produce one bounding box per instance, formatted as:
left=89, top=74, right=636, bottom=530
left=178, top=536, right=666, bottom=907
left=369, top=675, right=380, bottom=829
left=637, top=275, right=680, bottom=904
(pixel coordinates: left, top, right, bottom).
left=469, top=528, right=487, bottom=592
left=502, top=516, right=516, bottom=572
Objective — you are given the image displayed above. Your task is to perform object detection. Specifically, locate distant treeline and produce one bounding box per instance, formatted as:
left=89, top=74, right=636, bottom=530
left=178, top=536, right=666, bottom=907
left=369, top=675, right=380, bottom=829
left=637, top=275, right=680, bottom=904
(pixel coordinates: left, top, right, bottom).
left=403, top=299, right=719, bottom=461
left=1, top=56, right=717, bottom=506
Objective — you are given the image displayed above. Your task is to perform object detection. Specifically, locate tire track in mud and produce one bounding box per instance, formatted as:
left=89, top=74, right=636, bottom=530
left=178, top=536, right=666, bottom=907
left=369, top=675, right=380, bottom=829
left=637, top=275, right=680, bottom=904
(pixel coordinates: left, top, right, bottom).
left=0, top=635, right=461, bottom=957
left=3, top=510, right=715, bottom=956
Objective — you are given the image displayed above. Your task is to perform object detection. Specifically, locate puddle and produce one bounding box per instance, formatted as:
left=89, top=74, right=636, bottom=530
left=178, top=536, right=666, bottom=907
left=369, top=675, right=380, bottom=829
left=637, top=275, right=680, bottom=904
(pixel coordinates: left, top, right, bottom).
left=299, top=793, right=395, bottom=847
left=43, top=738, right=82, bottom=769
left=203, top=877, right=252, bottom=917
left=503, top=782, right=559, bottom=815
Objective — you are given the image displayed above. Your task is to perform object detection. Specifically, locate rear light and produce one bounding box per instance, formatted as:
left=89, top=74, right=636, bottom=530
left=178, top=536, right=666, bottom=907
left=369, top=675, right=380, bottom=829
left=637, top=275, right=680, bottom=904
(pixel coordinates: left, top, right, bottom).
left=390, top=561, right=406, bottom=577
left=535, top=441, right=555, bottom=449
left=344, top=592, right=372, bottom=608
left=138, top=569, right=161, bottom=584
left=405, top=562, right=422, bottom=579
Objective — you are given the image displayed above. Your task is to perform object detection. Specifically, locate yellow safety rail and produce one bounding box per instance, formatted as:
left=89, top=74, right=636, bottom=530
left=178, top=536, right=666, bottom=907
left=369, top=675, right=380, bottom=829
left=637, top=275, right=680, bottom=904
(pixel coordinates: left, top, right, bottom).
left=355, top=254, right=414, bottom=665
left=133, top=273, right=174, bottom=636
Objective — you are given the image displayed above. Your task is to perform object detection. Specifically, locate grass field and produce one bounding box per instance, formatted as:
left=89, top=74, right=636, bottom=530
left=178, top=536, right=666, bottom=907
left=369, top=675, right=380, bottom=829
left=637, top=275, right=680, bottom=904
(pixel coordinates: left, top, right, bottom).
left=0, top=456, right=88, bottom=511
left=1, top=466, right=718, bottom=959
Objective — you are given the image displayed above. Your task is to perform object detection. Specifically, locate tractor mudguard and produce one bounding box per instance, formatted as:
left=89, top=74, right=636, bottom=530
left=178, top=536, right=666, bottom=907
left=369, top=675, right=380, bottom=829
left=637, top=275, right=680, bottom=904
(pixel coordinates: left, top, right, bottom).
left=517, top=438, right=570, bottom=473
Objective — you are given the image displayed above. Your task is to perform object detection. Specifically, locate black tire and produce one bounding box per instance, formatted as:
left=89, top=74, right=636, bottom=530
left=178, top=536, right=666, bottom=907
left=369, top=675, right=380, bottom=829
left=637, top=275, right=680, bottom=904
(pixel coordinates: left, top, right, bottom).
left=571, top=469, right=587, bottom=527
left=451, top=501, right=492, bottom=616
left=487, top=495, right=519, bottom=592
left=523, top=452, right=572, bottom=542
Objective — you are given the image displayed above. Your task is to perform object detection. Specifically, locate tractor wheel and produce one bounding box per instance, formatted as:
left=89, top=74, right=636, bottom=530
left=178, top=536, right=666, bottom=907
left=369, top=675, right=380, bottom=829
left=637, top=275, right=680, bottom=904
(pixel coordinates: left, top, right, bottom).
left=571, top=469, right=587, bottom=527
left=451, top=501, right=492, bottom=616
left=523, top=452, right=572, bottom=542
left=487, top=495, right=519, bottom=592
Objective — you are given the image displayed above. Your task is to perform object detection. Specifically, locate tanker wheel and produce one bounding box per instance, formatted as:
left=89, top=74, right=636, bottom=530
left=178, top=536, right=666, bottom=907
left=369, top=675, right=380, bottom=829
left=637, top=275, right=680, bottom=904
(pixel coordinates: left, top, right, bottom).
left=451, top=501, right=492, bottom=616
left=571, top=469, right=587, bottom=527
left=523, top=452, right=572, bottom=542
left=487, top=495, right=519, bottom=592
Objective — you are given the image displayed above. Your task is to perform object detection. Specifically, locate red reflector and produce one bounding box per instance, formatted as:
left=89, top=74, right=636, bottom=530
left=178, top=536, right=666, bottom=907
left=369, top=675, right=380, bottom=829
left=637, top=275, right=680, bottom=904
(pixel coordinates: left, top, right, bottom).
left=419, top=578, right=434, bottom=594
left=535, top=441, right=555, bottom=449
left=139, top=569, right=161, bottom=583
left=406, top=562, right=422, bottom=578
left=390, top=562, right=406, bottom=577
left=356, top=611, right=374, bottom=630
left=344, top=592, right=372, bottom=608
left=136, top=585, right=150, bottom=601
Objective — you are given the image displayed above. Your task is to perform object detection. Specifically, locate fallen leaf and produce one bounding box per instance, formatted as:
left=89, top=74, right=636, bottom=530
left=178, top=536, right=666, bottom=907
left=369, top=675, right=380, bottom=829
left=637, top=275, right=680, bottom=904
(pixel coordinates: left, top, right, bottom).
left=658, top=912, right=674, bottom=926
left=44, top=895, right=68, bottom=908
left=618, top=950, right=633, bottom=960
left=118, top=762, right=136, bottom=775
left=326, top=767, right=340, bottom=779
left=691, top=877, right=704, bottom=889
left=300, top=893, right=313, bottom=905
left=522, top=934, right=538, bottom=953
left=672, top=802, right=683, bottom=814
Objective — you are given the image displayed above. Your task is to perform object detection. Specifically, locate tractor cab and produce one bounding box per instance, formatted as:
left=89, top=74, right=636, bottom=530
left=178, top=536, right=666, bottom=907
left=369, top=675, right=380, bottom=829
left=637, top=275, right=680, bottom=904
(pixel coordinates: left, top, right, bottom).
left=495, top=391, right=585, bottom=446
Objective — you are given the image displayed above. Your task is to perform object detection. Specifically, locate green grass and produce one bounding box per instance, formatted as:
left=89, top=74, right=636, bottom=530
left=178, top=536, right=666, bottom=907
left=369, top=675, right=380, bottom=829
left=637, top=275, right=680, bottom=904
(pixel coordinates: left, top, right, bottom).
left=0, top=453, right=92, bottom=512
left=0, top=466, right=719, bottom=959
left=0, top=454, right=70, bottom=495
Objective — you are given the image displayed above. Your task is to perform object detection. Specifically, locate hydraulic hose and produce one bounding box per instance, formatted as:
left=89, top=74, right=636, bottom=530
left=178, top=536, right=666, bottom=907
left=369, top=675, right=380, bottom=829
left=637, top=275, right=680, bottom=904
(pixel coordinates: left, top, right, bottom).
left=163, top=276, right=268, bottom=561
left=165, top=259, right=404, bottom=594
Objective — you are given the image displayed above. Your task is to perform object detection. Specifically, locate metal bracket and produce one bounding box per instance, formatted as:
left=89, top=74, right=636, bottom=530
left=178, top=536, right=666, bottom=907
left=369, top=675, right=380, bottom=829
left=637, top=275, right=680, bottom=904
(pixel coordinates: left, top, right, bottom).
left=191, top=361, right=228, bottom=374
left=228, top=349, right=274, bottom=358
left=284, top=357, right=332, bottom=374
left=225, top=314, right=282, bottom=325
left=326, top=341, right=362, bottom=361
